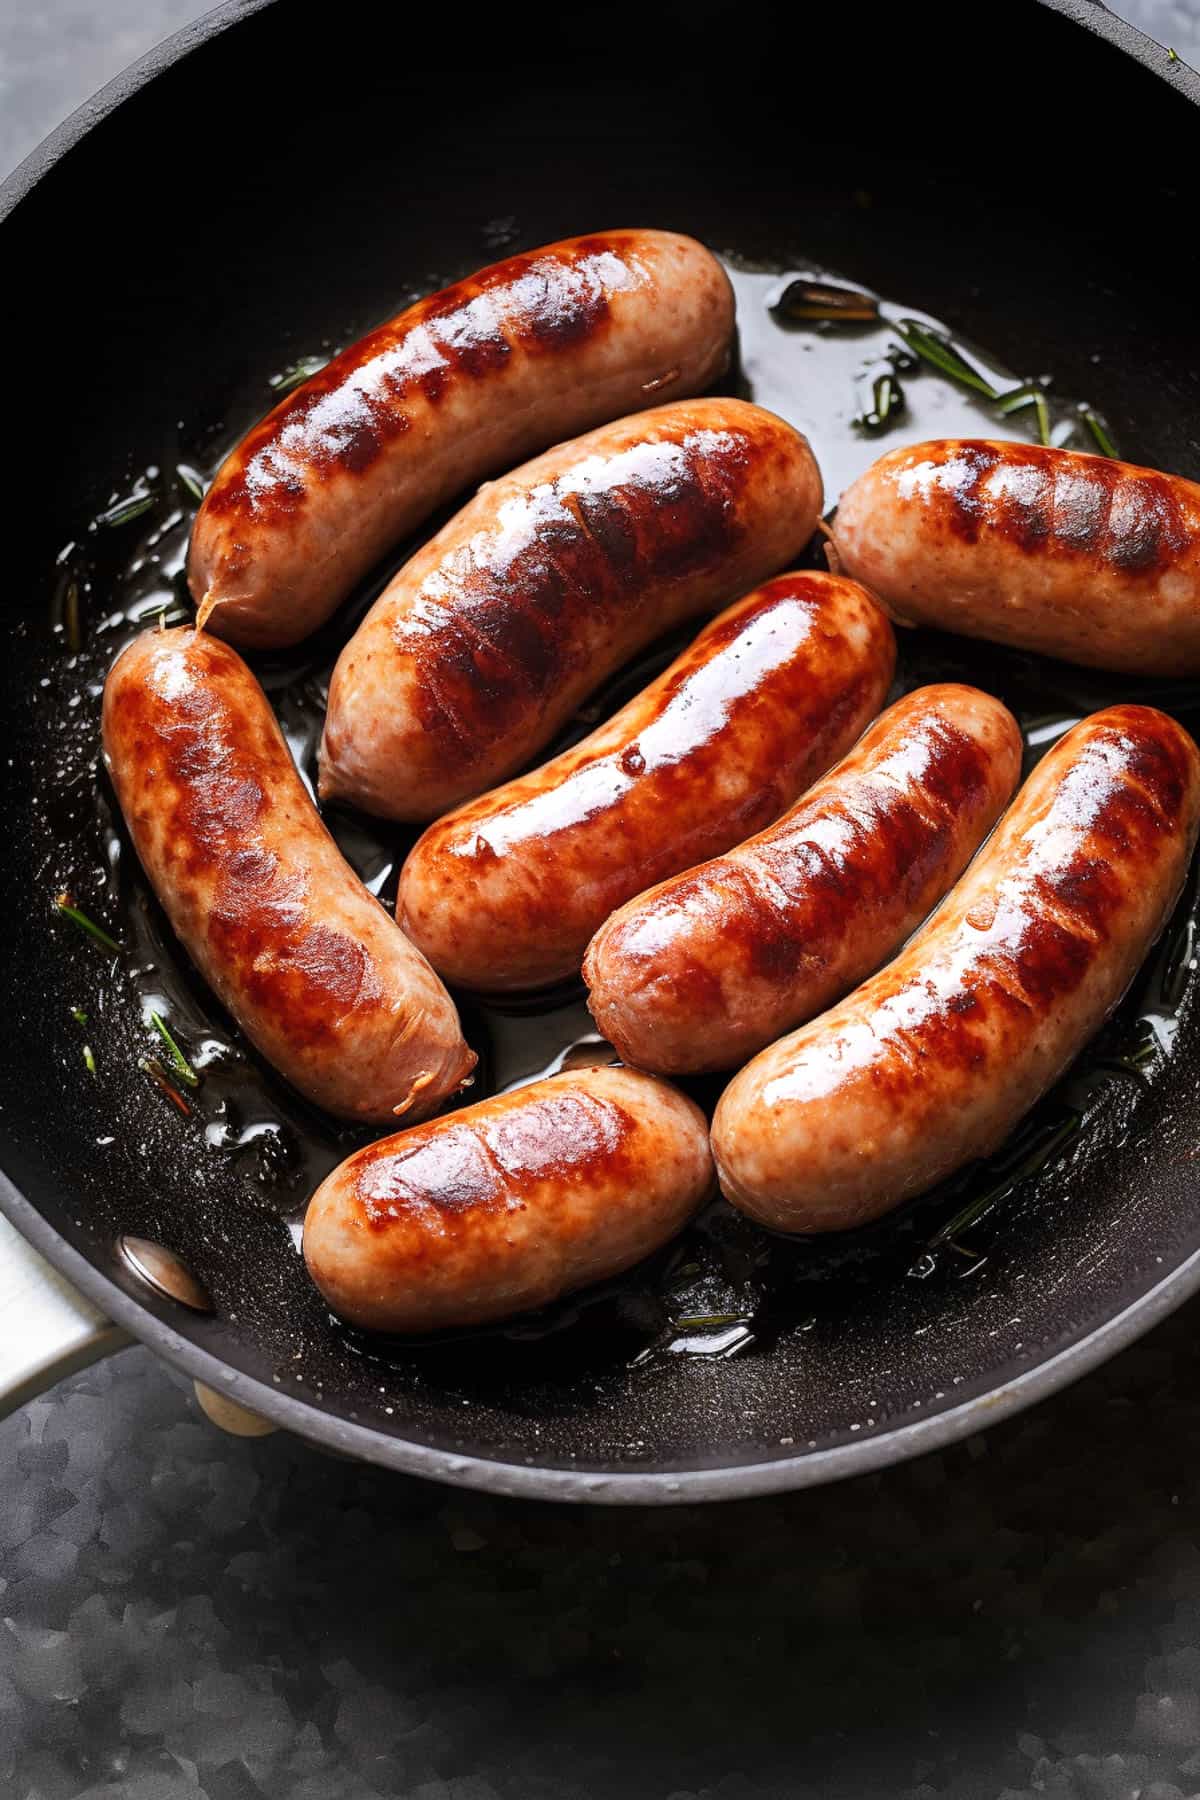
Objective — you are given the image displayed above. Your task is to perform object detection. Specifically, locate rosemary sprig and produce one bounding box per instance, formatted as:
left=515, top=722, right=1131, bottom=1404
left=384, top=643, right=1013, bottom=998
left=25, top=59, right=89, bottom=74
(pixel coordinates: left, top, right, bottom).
left=140, top=1056, right=192, bottom=1117
left=857, top=368, right=906, bottom=433
left=773, top=279, right=879, bottom=324
left=97, top=491, right=156, bottom=529
left=145, top=601, right=190, bottom=630
left=894, top=319, right=999, bottom=399
left=995, top=384, right=1037, bottom=417
left=176, top=464, right=206, bottom=502
left=269, top=353, right=329, bottom=394
left=995, top=382, right=1052, bottom=441
left=673, top=1313, right=751, bottom=1331
left=1079, top=406, right=1118, bottom=459
left=149, top=1011, right=200, bottom=1088
left=63, top=577, right=82, bottom=654
left=55, top=894, right=121, bottom=955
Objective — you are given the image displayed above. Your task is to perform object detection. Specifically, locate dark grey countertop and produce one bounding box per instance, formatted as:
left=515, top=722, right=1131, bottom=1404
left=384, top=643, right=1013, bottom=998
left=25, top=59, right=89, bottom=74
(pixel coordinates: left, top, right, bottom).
left=5, top=5, right=1200, bottom=1798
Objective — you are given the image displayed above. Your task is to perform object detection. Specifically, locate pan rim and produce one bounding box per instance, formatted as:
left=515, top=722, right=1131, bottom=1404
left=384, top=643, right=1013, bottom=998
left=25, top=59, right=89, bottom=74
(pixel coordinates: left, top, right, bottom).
left=0, top=0, right=1197, bottom=232
left=2, top=0, right=1200, bottom=1500
left=5, top=1169, right=1200, bottom=1502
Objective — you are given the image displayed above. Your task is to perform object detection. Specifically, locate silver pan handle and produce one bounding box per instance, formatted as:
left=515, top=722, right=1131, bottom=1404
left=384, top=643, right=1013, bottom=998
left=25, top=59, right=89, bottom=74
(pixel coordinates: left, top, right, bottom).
left=0, top=1212, right=129, bottom=1418
left=0, top=1215, right=275, bottom=1434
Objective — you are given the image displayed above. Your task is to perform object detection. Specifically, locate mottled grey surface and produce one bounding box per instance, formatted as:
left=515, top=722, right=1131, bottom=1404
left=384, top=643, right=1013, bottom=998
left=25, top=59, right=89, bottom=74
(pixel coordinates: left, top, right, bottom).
left=5, top=2, right=1200, bottom=1798
left=10, top=1321, right=1200, bottom=1799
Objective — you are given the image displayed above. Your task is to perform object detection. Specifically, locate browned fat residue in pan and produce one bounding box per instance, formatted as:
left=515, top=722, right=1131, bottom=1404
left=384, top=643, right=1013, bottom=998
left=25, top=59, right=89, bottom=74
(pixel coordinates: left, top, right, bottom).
left=348, top=1089, right=641, bottom=1235
left=935, top=441, right=1191, bottom=571
left=108, top=635, right=383, bottom=1050
left=201, top=237, right=638, bottom=523
left=863, top=710, right=1195, bottom=1097
left=404, top=421, right=772, bottom=761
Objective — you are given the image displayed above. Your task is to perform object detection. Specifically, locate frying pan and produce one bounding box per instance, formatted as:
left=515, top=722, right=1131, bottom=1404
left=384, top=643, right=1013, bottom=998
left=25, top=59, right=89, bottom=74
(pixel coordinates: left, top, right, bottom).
left=2, top=0, right=1199, bottom=1503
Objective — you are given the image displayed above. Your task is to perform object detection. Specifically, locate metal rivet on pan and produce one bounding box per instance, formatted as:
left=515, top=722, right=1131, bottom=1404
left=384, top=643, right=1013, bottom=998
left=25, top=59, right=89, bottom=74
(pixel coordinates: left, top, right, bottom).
left=115, top=1234, right=214, bottom=1313
left=193, top=1382, right=277, bottom=1438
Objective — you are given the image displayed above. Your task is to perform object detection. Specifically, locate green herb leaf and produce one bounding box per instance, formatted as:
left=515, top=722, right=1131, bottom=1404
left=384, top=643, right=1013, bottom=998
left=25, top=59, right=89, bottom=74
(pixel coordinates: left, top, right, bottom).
left=146, top=602, right=191, bottom=631
left=97, top=491, right=156, bottom=529
left=894, top=319, right=1000, bottom=399
left=994, top=383, right=1039, bottom=417
left=176, top=464, right=206, bottom=503
left=55, top=894, right=121, bottom=955
left=140, top=1057, right=192, bottom=1117
left=773, top=280, right=879, bottom=324
left=149, top=1011, right=200, bottom=1088
left=269, top=353, right=329, bottom=394
left=83, top=1044, right=97, bottom=1077
left=1079, top=406, right=1118, bottom=459
left=62, top=577, right=82, bottom=654
left=993, top=380, right=1055, bottom=443
left=857, top=368, right=906, bottom=433
left=71, top=1007, right=88, bottom=1026
left=673, top=1313, right=751, bottom=1331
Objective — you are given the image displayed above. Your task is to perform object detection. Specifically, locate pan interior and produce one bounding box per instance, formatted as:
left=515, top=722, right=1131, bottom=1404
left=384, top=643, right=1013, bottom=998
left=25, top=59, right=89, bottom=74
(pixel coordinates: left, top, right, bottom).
left=2, top=0, right=1200, bottom=1482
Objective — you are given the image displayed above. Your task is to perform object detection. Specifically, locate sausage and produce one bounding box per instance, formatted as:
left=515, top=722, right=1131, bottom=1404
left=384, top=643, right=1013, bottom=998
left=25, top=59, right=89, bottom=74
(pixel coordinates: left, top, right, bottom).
left=398, top=573, right=895, bottom=993
left=832, top=439, right=1200, bottom=675
left=318, top=397, right=824, bottom=821
left=188, top=230, right=735, bottom=649
left=711, top=705, right=1200, bottom=1234
left=302, top=1066, right=713, bottom=1333
left=585, top=684, right=1021, bottom=1073
left=102, top=627, right=474, bottom=1123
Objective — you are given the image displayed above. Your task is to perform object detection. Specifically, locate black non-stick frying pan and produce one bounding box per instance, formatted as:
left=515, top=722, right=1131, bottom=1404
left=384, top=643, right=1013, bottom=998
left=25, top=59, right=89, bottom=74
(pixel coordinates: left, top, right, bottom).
left=2, top=0, right=1199, bottom=1502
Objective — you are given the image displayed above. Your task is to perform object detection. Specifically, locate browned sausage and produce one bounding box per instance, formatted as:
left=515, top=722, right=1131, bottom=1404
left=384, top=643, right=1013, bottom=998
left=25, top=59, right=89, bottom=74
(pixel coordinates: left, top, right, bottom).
left=398, top=573, right=895, bottom=992
left=188, top=230, right=735, bottom=648
left=833, top=439, right=1200, bottom=674
left=102, top=627, right=474, bottom=1123
left=302, top=1066, right=713, bottom=1333
left=585, top=684, right=1021, bottom=1073
left=712, top=706, right=1200, bottom=1233
left=318, top=397, right=824, bottom=821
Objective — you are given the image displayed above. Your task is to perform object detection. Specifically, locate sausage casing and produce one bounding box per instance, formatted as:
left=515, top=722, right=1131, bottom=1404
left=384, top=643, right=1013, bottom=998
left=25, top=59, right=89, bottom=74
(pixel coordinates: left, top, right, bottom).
left=585, top=684, right=1022, bottom=1073
left=833, top=439, right=1200, bottom=675
left=102, top=628, right=474, bottom=1123
left=302, top=1066, right=713, bottom=1333
left=318, top=397, right=824, bottom=821
left=398, top=573, right=895, bottom=992
left=712, top=705, right=1200, bottom=1233
left=188, top=230, right=734, bottom=648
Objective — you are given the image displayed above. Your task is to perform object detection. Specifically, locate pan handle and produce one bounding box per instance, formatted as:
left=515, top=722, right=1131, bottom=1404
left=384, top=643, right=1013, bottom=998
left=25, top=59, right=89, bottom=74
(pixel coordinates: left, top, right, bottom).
left=0, top=1216, right=275, bottom=1436
left=0, top=1212, right=130, bottom=1419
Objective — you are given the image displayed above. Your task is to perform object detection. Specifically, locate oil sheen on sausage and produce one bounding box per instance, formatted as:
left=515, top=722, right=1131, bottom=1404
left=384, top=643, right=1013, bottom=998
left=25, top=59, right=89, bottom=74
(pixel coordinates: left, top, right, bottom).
left=585, top=683, right=1021, bottom=1073
left=302, top=1066, right=713, bottom=1333
left=833, top=439, right=1200, bottom=675
left=318, top=397, right=824, bottom=821
left=188, top=230, right=735, bottom=649
left=712, top=705, right=1200, bottom=1234
left=102, top=627, right=474, bottom=1123
left=398, top=573, right=894, bottom=993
